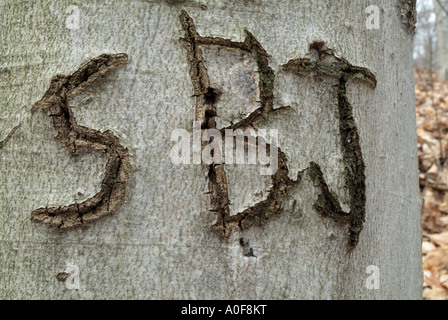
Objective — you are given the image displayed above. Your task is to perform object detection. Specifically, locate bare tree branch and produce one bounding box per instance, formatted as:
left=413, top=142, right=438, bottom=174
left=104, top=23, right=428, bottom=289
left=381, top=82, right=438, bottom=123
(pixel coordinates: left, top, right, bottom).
left=436, top=0, right=448, bottom=17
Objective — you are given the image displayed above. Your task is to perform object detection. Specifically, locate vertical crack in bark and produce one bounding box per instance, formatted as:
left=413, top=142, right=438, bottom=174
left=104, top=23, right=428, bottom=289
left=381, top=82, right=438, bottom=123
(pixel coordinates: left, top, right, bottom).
left=30, top=53, right=131, bottom=229
left=283, top=43, right=377, bottom=246
left=180, top=10, right=302, bottom=237
left=0, top=124, right=20, bottom=149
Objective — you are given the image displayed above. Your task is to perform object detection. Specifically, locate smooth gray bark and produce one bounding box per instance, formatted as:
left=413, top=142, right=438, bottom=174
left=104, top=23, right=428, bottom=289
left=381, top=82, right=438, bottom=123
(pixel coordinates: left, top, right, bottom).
left=0, top=0, right=421, bottom=299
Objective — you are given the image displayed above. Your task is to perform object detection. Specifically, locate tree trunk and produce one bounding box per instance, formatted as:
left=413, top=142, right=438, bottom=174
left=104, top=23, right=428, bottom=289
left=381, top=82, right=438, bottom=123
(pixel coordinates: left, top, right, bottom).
left=435, top=0, right=448, bottom=81
left=0, top=0, right=422, bottom=299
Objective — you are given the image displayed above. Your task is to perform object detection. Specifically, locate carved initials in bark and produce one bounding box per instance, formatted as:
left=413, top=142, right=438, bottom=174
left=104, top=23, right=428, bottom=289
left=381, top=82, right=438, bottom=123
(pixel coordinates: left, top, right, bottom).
left=180, top=11, right=376, bottom=246
left=31, top=53, right=131, bottom=229
left=180, top=10, right=303, bottom=238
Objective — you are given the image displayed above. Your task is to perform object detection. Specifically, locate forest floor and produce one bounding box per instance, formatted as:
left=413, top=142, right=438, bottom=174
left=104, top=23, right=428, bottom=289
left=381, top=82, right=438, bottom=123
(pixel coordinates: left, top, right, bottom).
left=415, top=68, right=448, bottom=300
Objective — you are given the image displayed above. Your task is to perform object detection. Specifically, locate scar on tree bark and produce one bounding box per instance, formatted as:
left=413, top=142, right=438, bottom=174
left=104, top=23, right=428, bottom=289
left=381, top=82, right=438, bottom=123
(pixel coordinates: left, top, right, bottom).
left=31, top=53, right=131, bottom=229
left=180, top=10, right=376, bottom=247
left=283, top=44, right=376, bottom=246
left=180, top=10, right=302, bottom=238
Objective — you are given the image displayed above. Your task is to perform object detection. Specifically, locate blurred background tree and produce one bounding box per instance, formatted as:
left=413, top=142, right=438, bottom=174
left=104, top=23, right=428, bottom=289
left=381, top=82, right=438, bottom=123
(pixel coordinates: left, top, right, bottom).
left=415, top=0, right=448, bottom=300
left=415, top=0, right=448, bottom=79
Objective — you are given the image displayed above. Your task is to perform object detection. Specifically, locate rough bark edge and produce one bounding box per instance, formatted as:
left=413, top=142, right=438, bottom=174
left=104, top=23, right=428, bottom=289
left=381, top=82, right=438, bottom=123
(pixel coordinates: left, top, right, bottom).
left=180, top=10, right=302, bottom=237
left=283, top=42, right=377, bottom=246
left=30, top=53, right=131, bottom=229
left=397, top=0, right=417, bottom=35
